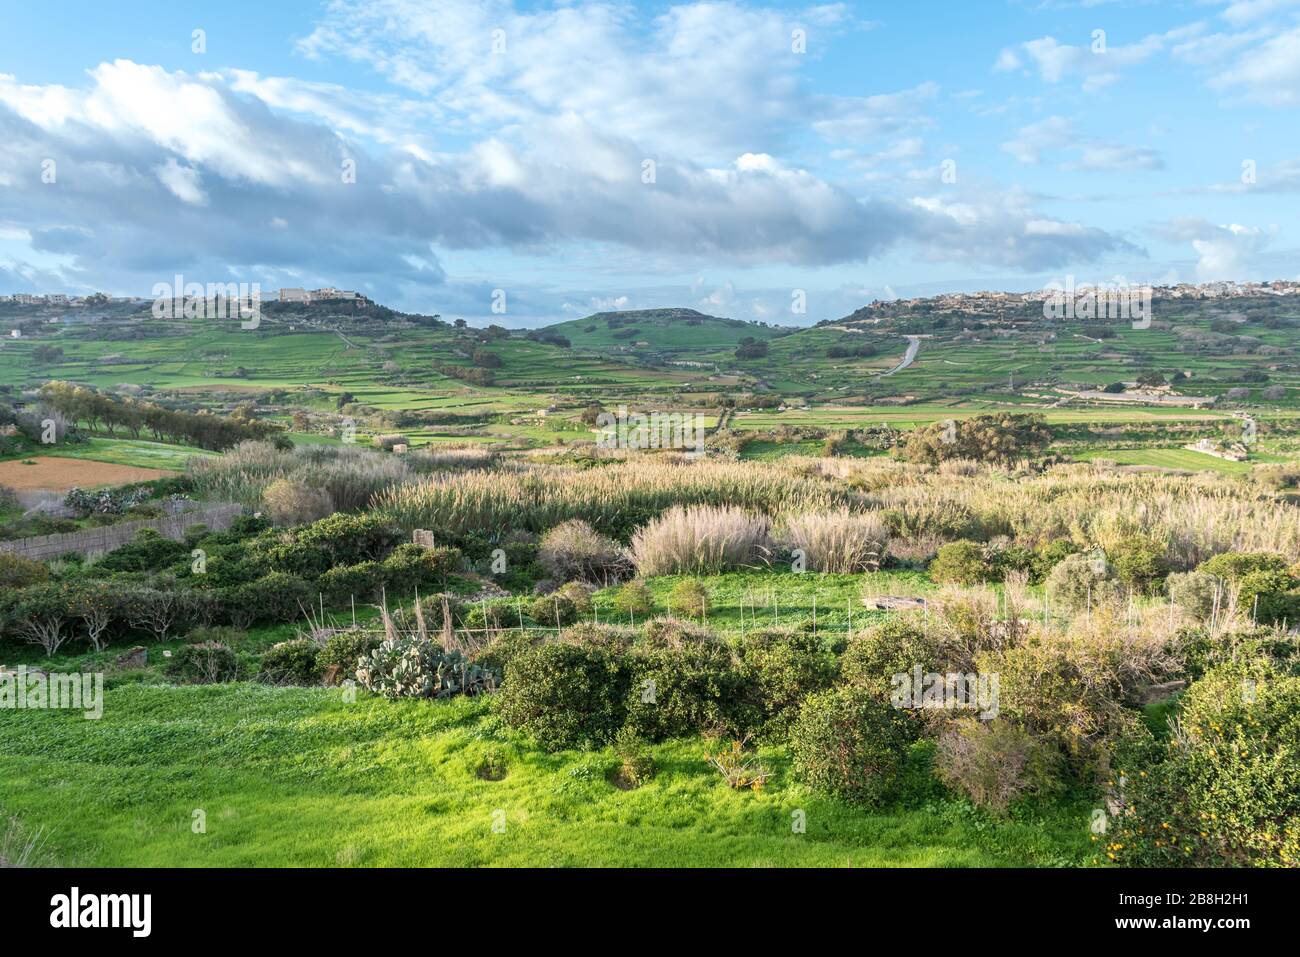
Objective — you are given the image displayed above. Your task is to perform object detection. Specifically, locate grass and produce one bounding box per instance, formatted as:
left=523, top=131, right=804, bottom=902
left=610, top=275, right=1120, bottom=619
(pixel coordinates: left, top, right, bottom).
left=1070, top=447, right=1256, bottom=475
left=0, top=682, right=1094, bottom=867
left=594, top=569, right=933, bottom=637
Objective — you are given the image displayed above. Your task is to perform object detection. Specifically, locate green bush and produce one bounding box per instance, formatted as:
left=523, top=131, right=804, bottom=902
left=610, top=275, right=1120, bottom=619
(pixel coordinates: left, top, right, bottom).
left=380, top=543, right=460, bottom=595
left=1030, top=539, right=1080, bottom=585
left=740, top=628, right=838, bottom=735
left=1167, top=570, right=1224, bottom=621
left=317, top=561, right=386, bottom=605
left=528, top=590, right=582, bottom=628
left=640, top=616, right=717, bottom=651
left=1045, top=552, right=1119, bottom=614
left=1110, top=661, right=1300, bottom=867
left=790, top=685, right=916, bottom=806
left=839, top=619, right=939, bottom=695
left=666, top=579, right=710, bottom=619
left=226, top=572, right=312, bottom=626
left=623, top=644, right=752, bottom=741
left=929, top=540, right=993, bottom=585
left=559, top=621, right=638, bottom=654
left=473, top=629, right=540, bottom=676
left=317, top=628, right=381, bottom=681
left=1109, top=534, right=1170, bottom=594
left=1198, top=551, right=1290, bottom=583
left=0, top=553, right=49, bottom=589
left=258, top=638, right=322, bottom=685
left=165, top=641, right=238, bottom=684
left=612, top=580, right=656, bottom=618
left=94, top=528, right=189, bottom=573
left=612, top=726, right=654, bottom=788
left=1237, top=569, right=1300, bottom=626
left=496, top=644, right=628, bottom=750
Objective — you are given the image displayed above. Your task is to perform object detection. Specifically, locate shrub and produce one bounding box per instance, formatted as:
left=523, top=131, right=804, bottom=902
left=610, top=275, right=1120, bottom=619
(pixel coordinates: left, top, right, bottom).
left=528, top=590, right=582, bottom=628
left=790, top=686, right=916, bottom=806
left=983, top=620, right=1170, bottom=775
left=1237, top=569, right=1300, bottom=626
left=94, top=528, right=189, bottom=573
left=667, top=579, right=710, bottom=619
left=1110, top=661, right=1300, bottom=867
left=612, top=580, right=655, bottom=618
left=1167, top=570, right=1225, bottom=621
left=261, top=479, right=334, bottom=525
left=0, top=553, right=49, bottom=589
left=1030, top=539, right=1080, bottom=585
left=318, top=561, right=386, bottom=605
left=1045, top=552, right=1120, bottom=615
left=258, top=638, right=322, bottom=685
left=317, top=628, right=381, bottom=681
left=356, top=634, right=496, bottom=699
left=929, top=540, right=993, bottom=586
left=1109, top=534, right=1170, bottom=594
left=1199, top=551, right=1289, bottom=583
left=623, top=644, right=751, bottom=741
left=559, top=622, right=637, bottom=654
left=165, top=641, right=238, bottom=684
left=474, top=629, right=540, bottom=676
left=380, top=543, right=460, bottom=595
left=740, top=628, right=838, bottom=735
left=629, top=505, right=770, bottom=576
left=933, top=719, right=1060, bottom=814
left=840, top=618, right=939, bottom=694
left=705, top=737, right=771, bottom=791
left=640, top=616, right=717, bottom=650
left=227, top=572, right=312, bottom=626
left=612, top=726, right=654, bottom=788
left=2, top=583, right=75, bottom=655
left=496, top=644, right=628, bottom=750
left=537, top=520, right=628, bottom=584
left=290, top=513, right=404, bottom=567
left=777, top=509, right=889, bottom=573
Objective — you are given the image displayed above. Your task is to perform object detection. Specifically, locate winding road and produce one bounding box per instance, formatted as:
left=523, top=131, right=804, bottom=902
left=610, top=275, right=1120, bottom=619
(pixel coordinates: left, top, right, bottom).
left=881, top=335, right=921, bottom=377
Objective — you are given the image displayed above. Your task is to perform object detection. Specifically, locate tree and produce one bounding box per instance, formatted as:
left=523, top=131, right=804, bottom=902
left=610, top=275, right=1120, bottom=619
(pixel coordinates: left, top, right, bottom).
left=896, top=413, right=1052, bottom=465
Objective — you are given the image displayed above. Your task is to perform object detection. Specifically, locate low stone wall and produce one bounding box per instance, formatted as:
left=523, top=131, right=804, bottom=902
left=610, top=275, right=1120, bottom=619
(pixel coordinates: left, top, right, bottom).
left=0, top=503, right=245, bottom=561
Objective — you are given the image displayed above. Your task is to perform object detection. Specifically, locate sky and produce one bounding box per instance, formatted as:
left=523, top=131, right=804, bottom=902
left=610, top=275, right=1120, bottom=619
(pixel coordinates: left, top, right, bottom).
left=0, top=0, right=1298, bottom=326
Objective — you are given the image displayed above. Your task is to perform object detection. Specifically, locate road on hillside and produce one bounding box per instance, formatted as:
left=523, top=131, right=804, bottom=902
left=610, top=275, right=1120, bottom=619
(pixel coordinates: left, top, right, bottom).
left=881, top=335, right=921, bottom=377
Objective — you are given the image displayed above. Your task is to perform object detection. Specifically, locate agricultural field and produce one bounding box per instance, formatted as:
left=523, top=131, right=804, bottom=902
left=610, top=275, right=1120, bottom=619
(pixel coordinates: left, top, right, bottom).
left=2, top=291, right=1300, bottom=875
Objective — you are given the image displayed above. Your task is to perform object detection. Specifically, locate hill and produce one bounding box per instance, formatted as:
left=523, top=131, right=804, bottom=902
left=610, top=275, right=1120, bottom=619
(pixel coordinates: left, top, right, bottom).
left=543, top=308, right=787, bottom=358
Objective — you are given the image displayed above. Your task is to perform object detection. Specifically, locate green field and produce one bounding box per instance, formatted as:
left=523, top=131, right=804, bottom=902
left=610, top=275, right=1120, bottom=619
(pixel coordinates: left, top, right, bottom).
left=0, top=683, right=1092, bottom=867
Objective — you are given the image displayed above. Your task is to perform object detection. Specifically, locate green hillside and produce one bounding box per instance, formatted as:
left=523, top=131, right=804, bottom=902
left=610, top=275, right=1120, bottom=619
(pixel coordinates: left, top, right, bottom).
left=544, top=308, right=787, bottom=358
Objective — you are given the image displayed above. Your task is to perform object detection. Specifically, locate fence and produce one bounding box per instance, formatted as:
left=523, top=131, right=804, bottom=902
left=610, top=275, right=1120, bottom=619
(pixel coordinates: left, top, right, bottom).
left=0, top=503, right=245, bottom=561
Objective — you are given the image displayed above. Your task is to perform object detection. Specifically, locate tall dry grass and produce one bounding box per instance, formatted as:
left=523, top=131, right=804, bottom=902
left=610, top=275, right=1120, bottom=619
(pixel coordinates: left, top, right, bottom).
left=778, top=509, right=890, bottom=573
left=629, top=505, right=771, bottom=575
left=375, top=459, right=863, bottom=538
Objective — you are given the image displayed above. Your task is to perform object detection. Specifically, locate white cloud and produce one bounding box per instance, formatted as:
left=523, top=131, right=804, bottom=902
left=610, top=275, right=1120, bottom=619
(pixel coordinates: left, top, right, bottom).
left=1209, top=26, right=1300, bottom=104
left=155, top=158, right=206, bottom=205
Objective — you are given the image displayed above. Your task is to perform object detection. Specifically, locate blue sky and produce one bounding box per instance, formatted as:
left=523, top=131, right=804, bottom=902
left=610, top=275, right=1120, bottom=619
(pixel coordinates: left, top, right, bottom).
left=1, top=0, right=1298, bottom=325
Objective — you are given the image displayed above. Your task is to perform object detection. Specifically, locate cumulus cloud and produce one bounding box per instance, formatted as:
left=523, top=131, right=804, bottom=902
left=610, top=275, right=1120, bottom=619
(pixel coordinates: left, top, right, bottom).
left=0, top=1, right=1157, bottom=316
left=1160, top=219, right=1278, bottom=280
